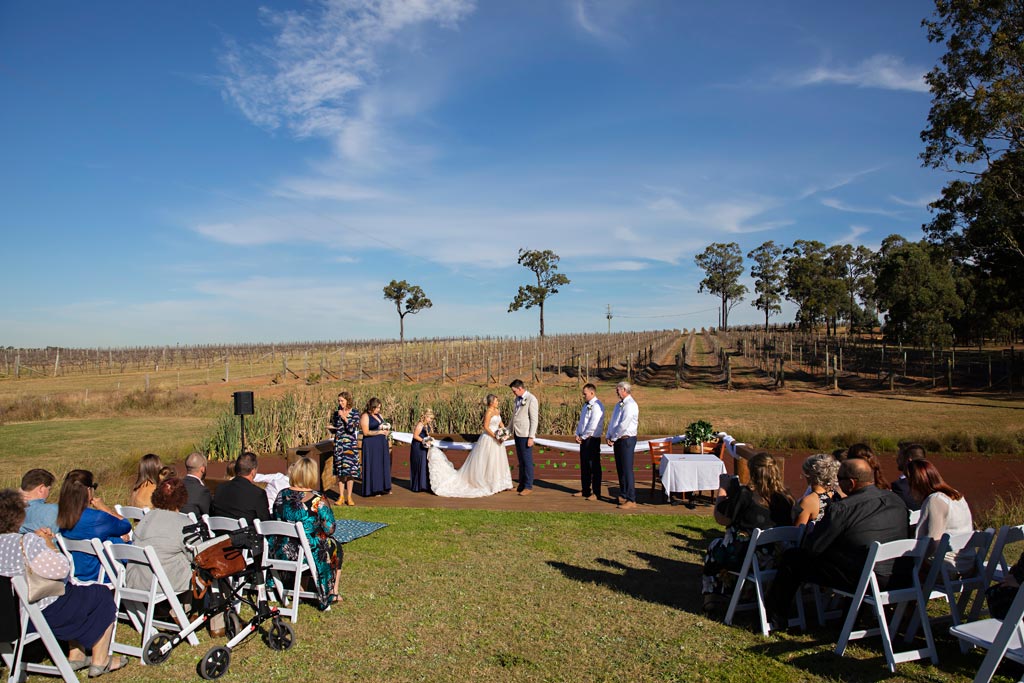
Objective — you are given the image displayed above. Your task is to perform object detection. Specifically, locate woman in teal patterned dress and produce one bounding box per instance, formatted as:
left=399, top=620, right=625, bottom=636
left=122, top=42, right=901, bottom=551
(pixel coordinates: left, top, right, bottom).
left=329, top=391, right=361, bottom=506
left=271, top=457, right=342, bottom=610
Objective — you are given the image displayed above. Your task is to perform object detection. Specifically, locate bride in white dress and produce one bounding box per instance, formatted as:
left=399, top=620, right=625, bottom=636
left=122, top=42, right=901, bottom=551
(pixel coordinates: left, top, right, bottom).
left=428, top=394, right=514, bottom=497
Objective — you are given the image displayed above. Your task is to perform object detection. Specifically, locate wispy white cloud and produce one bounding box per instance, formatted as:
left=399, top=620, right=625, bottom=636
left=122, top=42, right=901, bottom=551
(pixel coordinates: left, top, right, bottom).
left=218, top=0, right=475, bottom=167
left=888, top=193, right=939, bottom=209
left=798, top=166, right=882, bottom=200
left=575, top=259, right=650, bottom=272
left=831, top=224, right=870, bottom=246
left=571, top=0, right=622, bottom=42
left=273, top=176, right=396, bottom=202
left=821, top=197, right=904, bottom=219
left=785, top=54, right=928, bottom=93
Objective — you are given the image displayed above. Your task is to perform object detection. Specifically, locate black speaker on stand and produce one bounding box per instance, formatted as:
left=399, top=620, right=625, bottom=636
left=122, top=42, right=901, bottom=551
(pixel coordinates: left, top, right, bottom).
left=232, top=391, right=255, bottom=455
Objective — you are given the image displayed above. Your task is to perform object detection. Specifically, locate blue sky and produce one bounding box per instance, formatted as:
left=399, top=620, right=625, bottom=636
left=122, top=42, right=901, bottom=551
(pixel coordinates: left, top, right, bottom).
left=1, top=0, right=946, bottom=346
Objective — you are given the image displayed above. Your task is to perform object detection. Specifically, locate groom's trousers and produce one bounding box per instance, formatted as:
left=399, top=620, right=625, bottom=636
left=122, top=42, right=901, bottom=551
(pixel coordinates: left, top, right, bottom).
left=613, top=436, right=636, bottom=502
left=579, top=436, right=602, bottom=497
left=514, top=435, right=534, bottom=491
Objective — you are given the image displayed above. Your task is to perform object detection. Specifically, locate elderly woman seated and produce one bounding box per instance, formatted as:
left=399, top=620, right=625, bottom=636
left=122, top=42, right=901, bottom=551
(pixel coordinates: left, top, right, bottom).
left=129, top=477, right=193, bottom=596
left=271, top=457, right=342, bottom=610
left=792, top=453, right=840, bottom=526
left=0, top=489, right=125, bottom=677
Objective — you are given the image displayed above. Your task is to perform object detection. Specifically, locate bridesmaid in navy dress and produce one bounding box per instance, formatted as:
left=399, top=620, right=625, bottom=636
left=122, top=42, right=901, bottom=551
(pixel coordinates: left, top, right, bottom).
left=409, top=409, right=434, bottom=493
left=360, top=397, right=392, bottom=497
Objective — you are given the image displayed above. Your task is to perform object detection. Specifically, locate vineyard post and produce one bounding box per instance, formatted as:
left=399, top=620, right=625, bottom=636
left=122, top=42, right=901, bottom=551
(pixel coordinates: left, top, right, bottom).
left=839, top=344, right=843, bottom=372
left=282, top=358, right=287, bottom=381
left=401, top=351, right=406, bottom=384
left=53, top=348, right=60, bottom=377
left=486, top=357, right=491, bottom=386
left=946, top=357, right=953, bottom=393
left=584, top=352, right=589, bottom=383
left=778, top=357, right=785, bottom=387
left=539, top=352, right=544, bottom=384
left=725, top=354, right=731, bottom=390
left=832, top=356, right=838, bottom=392
left=225, top=358, right=229, bottom=383
left=145, top=374, right=150, bottom=391
left=932, top=347, right=937, bottom=388
left=824, top=346, right=829, bottom=387
left=359, top=356, right=364, bottom=385
left=627, top=354, right=632, bottom=383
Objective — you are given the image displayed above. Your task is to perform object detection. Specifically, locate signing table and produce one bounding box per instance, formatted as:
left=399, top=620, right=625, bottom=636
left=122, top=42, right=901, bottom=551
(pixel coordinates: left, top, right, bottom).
left=658, top=453, right=726, bottom=501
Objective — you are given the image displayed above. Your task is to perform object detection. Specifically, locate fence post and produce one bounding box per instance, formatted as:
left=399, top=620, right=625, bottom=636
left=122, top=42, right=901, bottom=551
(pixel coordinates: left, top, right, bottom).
left=725, top=355, right=731, bottom=390
left=833, top=356, right=839, bottom=392
left=778, top=357, right=785, bottom=388
left=946, top=357, right=953, bottom=393
left=225, top=358, right=229, bottom=383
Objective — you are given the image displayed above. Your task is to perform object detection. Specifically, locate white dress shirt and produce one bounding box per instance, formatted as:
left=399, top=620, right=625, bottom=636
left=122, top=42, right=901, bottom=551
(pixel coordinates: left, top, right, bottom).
left=605, top=395, right=639, bottom=441
left=575, top=398, right=604, bottom=439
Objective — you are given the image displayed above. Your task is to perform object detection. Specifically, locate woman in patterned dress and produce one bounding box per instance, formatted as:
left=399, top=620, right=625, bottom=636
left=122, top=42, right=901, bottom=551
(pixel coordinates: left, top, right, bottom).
left=792, top=453, right=839, bottom=526
left=271, top=457, right=342, bottom=610
left=329, top=391, right=361, bottom=507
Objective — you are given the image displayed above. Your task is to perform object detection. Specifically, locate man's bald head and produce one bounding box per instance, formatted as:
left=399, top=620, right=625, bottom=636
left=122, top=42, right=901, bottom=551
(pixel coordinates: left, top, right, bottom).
left=840, top=458, right=874, bottom=488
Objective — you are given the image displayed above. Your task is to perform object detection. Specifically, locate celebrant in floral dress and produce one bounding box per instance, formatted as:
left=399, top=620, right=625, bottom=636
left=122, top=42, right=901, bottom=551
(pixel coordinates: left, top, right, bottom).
left=330, top=391, right=361, bottom=506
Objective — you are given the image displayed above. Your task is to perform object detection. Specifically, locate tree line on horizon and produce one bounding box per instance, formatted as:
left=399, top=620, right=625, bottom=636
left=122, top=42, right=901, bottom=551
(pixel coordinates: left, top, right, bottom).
left=697, top=0, right=1024, bottom=351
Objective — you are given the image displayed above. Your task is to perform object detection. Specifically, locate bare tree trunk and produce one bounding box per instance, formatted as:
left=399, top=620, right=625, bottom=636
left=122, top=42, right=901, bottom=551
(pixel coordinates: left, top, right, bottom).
left=539, top=302, right=545, bottom=337
left=399, top=314, right=405, bottom=343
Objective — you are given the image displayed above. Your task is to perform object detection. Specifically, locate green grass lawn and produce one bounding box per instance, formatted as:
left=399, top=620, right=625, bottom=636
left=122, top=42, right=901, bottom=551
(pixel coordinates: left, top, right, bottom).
left=91, top=508, right=1005, bottom=683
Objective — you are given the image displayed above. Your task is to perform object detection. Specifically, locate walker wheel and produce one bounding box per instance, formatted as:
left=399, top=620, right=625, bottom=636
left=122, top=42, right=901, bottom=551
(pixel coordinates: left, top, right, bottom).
left=142, top=633, right=172, bottom=666
left=198, top=646, right=231, bottom=679
left=224, top=611, right=244, bottom=638
left=264, top=619, right=295, bottom=651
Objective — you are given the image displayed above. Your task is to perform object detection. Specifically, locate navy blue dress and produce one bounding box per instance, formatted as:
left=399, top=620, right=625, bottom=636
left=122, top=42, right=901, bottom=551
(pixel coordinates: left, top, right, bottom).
left=409, top=426, right=431, bottom=493
left=361, top=414, right=391, bottom=496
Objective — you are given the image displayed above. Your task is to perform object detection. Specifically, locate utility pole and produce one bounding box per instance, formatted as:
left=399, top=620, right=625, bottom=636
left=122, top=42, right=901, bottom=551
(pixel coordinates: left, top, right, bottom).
left=606, top=304, right=613, bottom=334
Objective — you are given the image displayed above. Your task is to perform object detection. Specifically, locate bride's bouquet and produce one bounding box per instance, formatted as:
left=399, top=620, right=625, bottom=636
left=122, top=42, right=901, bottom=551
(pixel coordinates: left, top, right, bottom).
left=494, top=426, right=510, bottom=442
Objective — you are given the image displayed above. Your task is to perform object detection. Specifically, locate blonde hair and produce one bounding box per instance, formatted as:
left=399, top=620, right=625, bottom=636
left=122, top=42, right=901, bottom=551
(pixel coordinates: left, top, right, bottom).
left=288, top=457, right=320, bottom=490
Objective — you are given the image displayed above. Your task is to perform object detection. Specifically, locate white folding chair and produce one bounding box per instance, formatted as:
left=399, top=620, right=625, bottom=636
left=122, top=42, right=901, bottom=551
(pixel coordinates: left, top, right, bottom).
left=950, top=582, right=1024, bottom=683
left=724, top=525, right=807, bottom=636
left=253, top=519, right=319, bottom=623
left=102, top=541, right=200, bottom=660
left=53, top=535, right=115, bottom=585
left=970, top=524, right=1024, bottom=620
left=834, top=538, right=939, bottom=672
left=114, top=505, right=149, bottom=522
left=0, top=576, right=77, bottom=683
left=905, top=530, right=993, bottom=651
left=202, top=514, right=248, bottom=537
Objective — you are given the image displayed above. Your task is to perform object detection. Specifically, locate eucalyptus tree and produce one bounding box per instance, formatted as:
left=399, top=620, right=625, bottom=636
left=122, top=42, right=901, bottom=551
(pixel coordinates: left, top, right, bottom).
left=508, top=249, right=570, bottom=338
left=747, top=240, right=784, bottom=331
left=694, top=242, right=747, bottom=330
left=383, top=280, right=433, bottom=343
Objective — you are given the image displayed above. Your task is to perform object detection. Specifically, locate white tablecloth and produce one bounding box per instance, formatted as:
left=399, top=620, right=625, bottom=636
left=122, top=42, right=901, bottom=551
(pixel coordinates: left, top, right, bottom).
left=658, top=453, right=726, bottom=500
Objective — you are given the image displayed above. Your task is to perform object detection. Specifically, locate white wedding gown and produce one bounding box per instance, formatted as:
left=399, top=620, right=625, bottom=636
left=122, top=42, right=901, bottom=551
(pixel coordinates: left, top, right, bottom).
left=428, top=414, right=514, bottom=497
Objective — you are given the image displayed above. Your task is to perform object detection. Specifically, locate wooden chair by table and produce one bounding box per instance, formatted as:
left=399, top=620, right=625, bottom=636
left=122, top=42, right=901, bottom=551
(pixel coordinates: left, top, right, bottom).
left=833, top=537, right=938, bottom=673
left=649, top=440, right=671, bottom=495
left=724, top=525, right=807, bottom=636
left=950, top=582, right=1024, bottom=683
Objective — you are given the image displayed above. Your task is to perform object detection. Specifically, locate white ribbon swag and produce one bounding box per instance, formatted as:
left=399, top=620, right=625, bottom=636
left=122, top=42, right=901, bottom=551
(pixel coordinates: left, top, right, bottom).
left=392, top=431, right=746, bottom=455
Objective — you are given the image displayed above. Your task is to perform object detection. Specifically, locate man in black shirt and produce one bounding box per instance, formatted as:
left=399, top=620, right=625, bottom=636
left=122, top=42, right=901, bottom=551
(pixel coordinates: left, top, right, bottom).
left=211, top=452, right=270, bottom=523
left=767, top=458, right=909, bottom=626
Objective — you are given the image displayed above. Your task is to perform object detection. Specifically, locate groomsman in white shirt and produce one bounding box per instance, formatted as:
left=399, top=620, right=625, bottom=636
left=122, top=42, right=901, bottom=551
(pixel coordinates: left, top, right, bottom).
left=573, top=383, right=604, bottom=501
left=605, top=381, right=639, bottom=509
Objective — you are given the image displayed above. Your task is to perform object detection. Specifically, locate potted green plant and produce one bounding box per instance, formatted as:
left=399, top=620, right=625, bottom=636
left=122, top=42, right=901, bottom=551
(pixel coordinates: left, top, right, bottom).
left=683, top=420, right=716, bottom=454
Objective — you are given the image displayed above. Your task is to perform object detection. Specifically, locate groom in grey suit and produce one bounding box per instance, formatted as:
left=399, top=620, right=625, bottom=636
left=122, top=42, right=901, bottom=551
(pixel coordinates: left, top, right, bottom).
left=509, top=379, right=539, bottom=496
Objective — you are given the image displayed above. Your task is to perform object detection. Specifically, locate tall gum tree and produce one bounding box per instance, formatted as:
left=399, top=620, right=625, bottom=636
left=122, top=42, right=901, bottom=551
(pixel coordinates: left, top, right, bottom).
left=508, top=249, right=570, bottom=337
left=383, top=280, right=432, bottom=343
left=694, top=242, right=746, bottom=330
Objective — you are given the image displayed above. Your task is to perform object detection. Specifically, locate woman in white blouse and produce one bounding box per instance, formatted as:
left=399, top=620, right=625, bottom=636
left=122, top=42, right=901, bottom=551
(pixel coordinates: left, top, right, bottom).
left=0, top=489, right=124, bottom=677
left=906, top=460, right=975, bottom=575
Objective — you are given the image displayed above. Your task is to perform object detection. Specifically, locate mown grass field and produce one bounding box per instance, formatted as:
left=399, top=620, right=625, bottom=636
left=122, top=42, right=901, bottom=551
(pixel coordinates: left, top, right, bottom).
left=82, top=508, right=1014, bottom=683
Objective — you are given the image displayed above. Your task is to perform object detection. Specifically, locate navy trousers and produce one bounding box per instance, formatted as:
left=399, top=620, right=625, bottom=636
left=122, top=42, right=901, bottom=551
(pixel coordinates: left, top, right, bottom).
left=613, top=436, right=636, bottom=502
left=579, top=436, right=602, bottom=497
left=514, top=435, right=534, bottom=490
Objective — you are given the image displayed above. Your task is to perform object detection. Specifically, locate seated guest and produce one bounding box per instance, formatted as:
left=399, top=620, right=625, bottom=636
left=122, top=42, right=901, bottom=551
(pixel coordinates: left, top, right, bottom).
left=58, top=470, right=131, bottom=583
left=846, top=443, right=890, bottom=490
left=0, top=489, right=125, bottom=677
left=271, top=457, right=342, bottom=610
left=793, top=454, right=839, bottom=526
left=891, top=443, right=926, bottom=511
left=211, top=452, right=270, bottom=523
left=906, top=459, right=975, bottom=575
left=129, top=478, right=193, bottom=595
left=701, top=452, right=793, bottom=615
left=129, top=453, right=163, bottom=508
left=158, top=466, right=176, bottom=483
left=767, top=458, right=909, bottom=627
left=19, top=468, right=58, bottom=534
left=181, top=451, right=212, bottom=519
